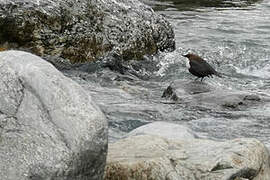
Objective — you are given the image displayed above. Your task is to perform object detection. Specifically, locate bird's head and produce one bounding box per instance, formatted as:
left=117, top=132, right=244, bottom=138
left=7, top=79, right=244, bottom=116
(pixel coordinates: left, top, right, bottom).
left=182, top=53, right=201, bottom=61
left=182, top=53, right=193, bottom=59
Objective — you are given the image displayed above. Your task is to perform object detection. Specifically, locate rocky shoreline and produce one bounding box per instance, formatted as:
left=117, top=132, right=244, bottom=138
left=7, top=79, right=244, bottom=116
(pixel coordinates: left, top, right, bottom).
left=105, top=122, right=270, bottom=180
left=0, top=0, right=269, bottom=179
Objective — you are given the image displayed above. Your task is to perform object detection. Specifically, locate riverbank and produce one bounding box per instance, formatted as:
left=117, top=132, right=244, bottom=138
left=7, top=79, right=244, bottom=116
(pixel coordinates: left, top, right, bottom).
left=1, top=0, right=270, bottom=179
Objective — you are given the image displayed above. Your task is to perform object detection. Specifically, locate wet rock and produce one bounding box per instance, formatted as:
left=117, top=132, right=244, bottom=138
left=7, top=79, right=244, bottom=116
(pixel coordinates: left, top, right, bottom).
left=47, top=51, right=158, bottom=83
left=0, top=0, right=175, bottom=63
left=162, top=80, right=263, bottom=110
left=43, top=55, right=80, bottom=71
left=222, top=100, right=244, bottom=109
left=105, top=135, right=270, bottom=180
left=127, top=121, right=197, bottom=140
left=0, top=50, right=108, bottom=180
left=161, top=84, right=179, bottom=101
left=244, top=94, right=261, bottom=101
left=101, top=53, right=129, bottom=75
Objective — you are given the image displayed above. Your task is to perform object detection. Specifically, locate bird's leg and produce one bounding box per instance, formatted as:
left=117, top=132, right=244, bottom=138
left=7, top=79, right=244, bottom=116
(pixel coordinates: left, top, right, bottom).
left=200, top=77, right=204, bottom=81
left=195, top=77, right=200, bottom=81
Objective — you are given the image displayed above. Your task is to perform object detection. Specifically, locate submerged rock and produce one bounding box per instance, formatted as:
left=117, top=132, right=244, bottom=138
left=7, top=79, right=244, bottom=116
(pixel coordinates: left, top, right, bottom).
left=0, top=0, right=175, bottom=63
left=162, top=80, right=265, bottom=110
left=0, top=50, right=108, bottom=180
left=106, top=133, right=270, bottom=179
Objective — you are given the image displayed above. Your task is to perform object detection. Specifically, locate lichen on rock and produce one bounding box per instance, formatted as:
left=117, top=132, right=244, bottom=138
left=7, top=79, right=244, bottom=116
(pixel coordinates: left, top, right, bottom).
left=0, top=0, right=175, bottom=63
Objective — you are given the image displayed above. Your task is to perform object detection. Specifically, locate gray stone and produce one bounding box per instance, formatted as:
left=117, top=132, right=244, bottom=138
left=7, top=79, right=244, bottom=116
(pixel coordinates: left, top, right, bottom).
left=162, top=80, right=266, bottom=111
left=0, top=0, right=175, bottom=62
left=127, top=121, right=197, bottom=140
left=0, top=50, right=108, bottom=180
left=105, top=135, right=270, bottom=180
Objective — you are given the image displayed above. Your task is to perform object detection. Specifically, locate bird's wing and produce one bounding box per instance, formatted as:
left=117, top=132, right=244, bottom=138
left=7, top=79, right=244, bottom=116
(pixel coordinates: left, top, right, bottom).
left=203, top=61, right=217, bottom=74
left=188, top=60, right=205, bottom=77
left=190, top=60, right=217, bottom=75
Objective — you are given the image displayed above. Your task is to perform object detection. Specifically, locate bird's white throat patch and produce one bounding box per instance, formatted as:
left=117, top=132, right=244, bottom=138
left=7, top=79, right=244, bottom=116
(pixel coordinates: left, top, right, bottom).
left=185, top=60, right=191, bottom=69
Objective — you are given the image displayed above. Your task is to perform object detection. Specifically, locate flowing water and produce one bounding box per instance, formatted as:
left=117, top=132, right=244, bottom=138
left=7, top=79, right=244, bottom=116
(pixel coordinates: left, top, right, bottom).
left=151, top=0, right=270, bottom=146
left=67, top=0, right=270, bottom=147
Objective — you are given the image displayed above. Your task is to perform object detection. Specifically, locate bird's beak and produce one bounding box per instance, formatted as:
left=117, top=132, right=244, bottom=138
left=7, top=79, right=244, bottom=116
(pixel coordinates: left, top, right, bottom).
left=182, top=54, right=187, bottom=57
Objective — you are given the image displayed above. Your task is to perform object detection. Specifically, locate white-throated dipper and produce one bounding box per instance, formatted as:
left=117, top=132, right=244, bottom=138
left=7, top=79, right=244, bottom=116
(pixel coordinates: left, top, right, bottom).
left=182, top=53, right=222, bottom=81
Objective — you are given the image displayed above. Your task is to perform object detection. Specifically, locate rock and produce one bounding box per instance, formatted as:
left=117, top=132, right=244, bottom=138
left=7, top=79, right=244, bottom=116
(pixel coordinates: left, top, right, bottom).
left=127, top=121, right=197, bottom=140
left=0, top=50, right=108, bottom=180
left=244, top=94, right=261, bottom=101
left=0, top=0, right=175, bottom=63
left=105, top=135, right=270, bottom=180
left=162, top=80, right=264, bottom=110
left=161, top=84, right=179, bottom=101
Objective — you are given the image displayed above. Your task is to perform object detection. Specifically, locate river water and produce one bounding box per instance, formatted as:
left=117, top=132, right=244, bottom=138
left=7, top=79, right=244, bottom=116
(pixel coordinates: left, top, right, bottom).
left=151, top=0, right=270, bottom=146
left=66, top=0, right=270, bottom=147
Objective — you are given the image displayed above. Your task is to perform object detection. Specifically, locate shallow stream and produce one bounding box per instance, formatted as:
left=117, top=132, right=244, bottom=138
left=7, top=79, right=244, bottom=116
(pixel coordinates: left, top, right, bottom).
left=65, top=0, right=270, bottom=148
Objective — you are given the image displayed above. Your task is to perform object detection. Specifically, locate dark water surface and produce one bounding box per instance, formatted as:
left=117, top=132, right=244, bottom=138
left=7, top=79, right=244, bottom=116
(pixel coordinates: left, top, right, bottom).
left=68, top=0, right=270, bottom=147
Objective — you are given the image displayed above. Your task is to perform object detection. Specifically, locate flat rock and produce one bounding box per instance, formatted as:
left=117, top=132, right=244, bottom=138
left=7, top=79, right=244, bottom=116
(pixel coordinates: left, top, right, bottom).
left=0, top=50, right=108, bottom=180
left=162, top=80, right=265, bottom=111
left=106, top=135, right=270, bottom=180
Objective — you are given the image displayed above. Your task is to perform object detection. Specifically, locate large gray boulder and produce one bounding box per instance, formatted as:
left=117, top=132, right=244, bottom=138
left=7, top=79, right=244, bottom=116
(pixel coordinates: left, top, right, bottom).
left=0, top=50, right=108, bottom=180
left=0, top=0, right=175, bottom=62
left=106, top=134, right=270, bottom=180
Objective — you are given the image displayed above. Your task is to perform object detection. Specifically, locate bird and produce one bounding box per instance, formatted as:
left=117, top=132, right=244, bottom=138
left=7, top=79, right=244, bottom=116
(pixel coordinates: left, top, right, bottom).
left=182, top=53, right=222, bottom=81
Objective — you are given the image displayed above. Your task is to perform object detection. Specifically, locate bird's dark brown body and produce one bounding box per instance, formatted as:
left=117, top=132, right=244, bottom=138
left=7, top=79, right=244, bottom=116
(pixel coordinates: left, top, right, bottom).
left=183, top=53, right=221, bottom=81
